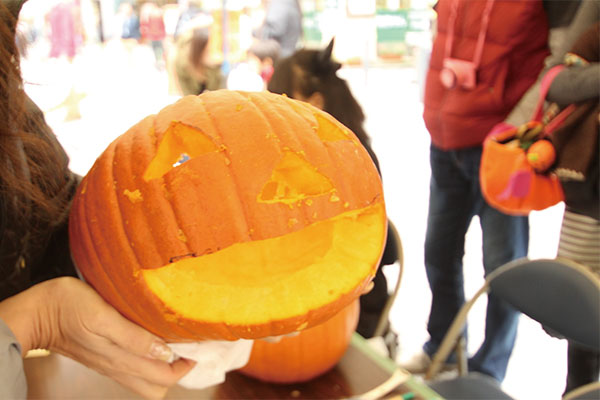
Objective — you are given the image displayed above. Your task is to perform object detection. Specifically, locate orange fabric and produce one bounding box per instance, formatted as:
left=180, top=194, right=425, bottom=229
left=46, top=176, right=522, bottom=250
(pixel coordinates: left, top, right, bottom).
left=480, top=127, right=564, bottom=216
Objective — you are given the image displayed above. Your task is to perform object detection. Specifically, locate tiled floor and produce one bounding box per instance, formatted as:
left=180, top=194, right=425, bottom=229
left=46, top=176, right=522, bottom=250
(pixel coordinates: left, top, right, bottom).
left=23, top=41, right=569, bottom=400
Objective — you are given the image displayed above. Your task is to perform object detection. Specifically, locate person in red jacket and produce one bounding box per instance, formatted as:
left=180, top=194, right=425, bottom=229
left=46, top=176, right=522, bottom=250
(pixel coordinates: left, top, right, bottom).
left=140, top=2, right=167, bottom=68
left=402, top=0, right=553, bottom=382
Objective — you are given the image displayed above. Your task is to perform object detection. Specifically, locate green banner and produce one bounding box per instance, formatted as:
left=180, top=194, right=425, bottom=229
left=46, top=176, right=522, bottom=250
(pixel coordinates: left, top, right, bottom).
left=303, top=10, right=322, bottom=44
left=376, top=8, right=429, bottom=58
left=376, top=9, right=409, bottom=43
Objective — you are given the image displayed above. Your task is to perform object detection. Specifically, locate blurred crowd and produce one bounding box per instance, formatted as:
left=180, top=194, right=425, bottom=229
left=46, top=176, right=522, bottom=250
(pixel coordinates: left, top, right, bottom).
left=16, top=0, right=301, bottom=98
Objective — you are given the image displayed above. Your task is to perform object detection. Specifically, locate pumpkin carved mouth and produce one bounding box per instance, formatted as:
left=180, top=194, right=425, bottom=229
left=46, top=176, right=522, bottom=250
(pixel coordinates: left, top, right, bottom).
left=142, top=203, right=384, bottom=326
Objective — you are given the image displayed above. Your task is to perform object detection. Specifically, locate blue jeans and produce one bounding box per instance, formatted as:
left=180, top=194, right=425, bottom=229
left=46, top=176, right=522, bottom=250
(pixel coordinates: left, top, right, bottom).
left=423, top=145, right=529, bottom=382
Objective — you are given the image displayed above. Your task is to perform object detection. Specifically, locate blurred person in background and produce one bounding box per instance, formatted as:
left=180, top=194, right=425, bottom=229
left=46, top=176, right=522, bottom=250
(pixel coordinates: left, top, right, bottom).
left=46, top=0, right=83, bottom=62
left=248, top=38, right=280, bottom=86
left=140, top=2, right=167, bottom=69
left=254, top=0, right=302, bottom=59
left=268, top=39, right=400, bottom=354
left=172, top=23, right=224, bottom=95
left=402, top=0, right=580, bottom=382
left=173, top=0, right=207, bottom=40
left=119, top=2, right=141, bottom=45
left=15, top=0, right=43, bottom=58
left=544, top=1, right=599, bottom=394
left=227, top=38, right=280, bottom=91
left=400, top=0, right=578, bottom=383
left=0, top=1, right=194, bottom=398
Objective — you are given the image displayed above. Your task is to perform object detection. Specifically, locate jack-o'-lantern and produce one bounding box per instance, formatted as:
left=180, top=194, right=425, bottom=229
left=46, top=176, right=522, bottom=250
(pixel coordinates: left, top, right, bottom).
left=68, top=90, right=387, bottom=341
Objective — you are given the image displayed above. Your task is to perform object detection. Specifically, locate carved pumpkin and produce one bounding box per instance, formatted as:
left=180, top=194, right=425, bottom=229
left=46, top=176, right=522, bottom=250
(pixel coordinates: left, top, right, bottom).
left=239, top=300, right=359, bottom=383
left=68, top=90, right=386, bottom=341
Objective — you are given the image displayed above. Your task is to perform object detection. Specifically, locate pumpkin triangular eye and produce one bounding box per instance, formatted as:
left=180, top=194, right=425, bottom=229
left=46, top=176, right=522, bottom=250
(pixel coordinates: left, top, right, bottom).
left=314, top=113, right=351, bottom=142
left=258, top=151, right=335, bottom=204
left=143, top=121, right=218, bottom=181
left=280, top=96, right=352, bottom=143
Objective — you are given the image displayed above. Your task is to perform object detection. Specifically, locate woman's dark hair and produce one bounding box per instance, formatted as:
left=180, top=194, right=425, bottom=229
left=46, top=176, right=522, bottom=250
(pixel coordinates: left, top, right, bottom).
left=267, top=39, right=373, bottom=154
left=188, top=27, right=210, bottom=70
left=0, top=2, right=70, bottom=226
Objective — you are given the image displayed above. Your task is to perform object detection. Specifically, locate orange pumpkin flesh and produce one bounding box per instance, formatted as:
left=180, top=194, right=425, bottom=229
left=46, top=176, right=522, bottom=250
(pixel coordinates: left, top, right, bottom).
left=143, top=205, right=382, bottom=330
left=239, top=300, right=360, bottom=383
left=69, top=90, right=386, bottom=341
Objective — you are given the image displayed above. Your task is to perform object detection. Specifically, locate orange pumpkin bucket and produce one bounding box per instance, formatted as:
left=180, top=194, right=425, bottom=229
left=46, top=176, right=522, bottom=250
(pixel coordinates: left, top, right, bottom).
left=480, top=125, right=564, bottom=216
left=479, top=65, right=572, bottom=216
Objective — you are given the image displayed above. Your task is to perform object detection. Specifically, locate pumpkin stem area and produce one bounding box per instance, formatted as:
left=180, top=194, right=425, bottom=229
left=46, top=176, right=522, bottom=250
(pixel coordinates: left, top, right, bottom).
left=141, top=202, right=385, bottom=331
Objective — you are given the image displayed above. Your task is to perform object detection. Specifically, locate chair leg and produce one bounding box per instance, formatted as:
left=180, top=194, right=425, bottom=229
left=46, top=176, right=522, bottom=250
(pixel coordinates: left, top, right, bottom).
left=455, top=336, right=468, bottom=376
left=425, top=282, right=490, bottom=380
left=563, top=382, right=600, bottom=400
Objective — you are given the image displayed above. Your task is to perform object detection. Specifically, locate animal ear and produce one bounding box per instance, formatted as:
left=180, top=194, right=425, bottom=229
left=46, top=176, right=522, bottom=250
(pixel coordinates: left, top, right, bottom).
left=318, top=38, right=335, bottom=64
left=316, top=38, right=341, bottom=73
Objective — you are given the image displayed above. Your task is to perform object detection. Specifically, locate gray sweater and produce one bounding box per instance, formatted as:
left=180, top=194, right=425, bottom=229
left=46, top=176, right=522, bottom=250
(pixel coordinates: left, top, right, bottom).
left=0, top=318, right=26, bottom=399
left=505, top=0, right=586, bottom=125
left=546, top=0, right=600, bottom=105
left=257, top=0, right=302, bottom=58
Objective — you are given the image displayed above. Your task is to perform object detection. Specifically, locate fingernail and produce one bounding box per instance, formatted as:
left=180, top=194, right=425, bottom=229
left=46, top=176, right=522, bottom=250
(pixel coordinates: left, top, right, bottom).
left=149, top=341, right=173, bottom=362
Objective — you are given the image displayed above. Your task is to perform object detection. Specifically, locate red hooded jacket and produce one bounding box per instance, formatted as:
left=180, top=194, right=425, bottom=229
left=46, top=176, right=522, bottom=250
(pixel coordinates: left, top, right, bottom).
left=423, top=0, right=550, bottom=150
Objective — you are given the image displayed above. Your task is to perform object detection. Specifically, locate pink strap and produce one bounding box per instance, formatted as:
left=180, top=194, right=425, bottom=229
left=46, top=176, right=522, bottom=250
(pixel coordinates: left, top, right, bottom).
left=545, top=104, right=577, bottom=134
left=531, top=64, right=576, bottom=136
left=472, top=0, right=495, bottom=67
left=532, top=64, right=566, bottom=121
left=444, top=0, right=495, bottom=68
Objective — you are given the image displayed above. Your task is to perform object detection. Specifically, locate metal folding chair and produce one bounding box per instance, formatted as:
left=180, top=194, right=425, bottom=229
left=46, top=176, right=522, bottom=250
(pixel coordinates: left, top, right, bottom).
left=425, top=257, right=600, bottom=400
left=373, top=220, right=404, bottom=360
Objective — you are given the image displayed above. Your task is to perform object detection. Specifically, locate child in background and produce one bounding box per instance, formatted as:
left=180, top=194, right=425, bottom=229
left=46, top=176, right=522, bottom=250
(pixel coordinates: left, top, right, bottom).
left=227, top=39, right=280, bottom=92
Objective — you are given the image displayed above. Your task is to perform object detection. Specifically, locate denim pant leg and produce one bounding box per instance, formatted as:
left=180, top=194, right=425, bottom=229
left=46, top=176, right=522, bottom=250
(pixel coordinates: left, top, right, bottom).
left=423, top=145, right=528, bottom=382
left=469, top=197, right=529, bottom=382
left=565, top=340, right=600, bottom=393
left=423, top=146, right=479, bottom=361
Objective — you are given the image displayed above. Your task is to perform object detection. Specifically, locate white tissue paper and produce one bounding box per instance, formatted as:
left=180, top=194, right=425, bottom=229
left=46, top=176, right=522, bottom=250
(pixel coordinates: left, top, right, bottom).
left=167, top=340, right=254, bottom=389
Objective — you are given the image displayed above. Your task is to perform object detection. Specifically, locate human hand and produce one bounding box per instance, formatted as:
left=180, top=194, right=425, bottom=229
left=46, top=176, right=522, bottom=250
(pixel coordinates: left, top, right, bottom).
left=362, top=280, right=375, bottom=295
left=0, top=277, right=194, bottom=399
